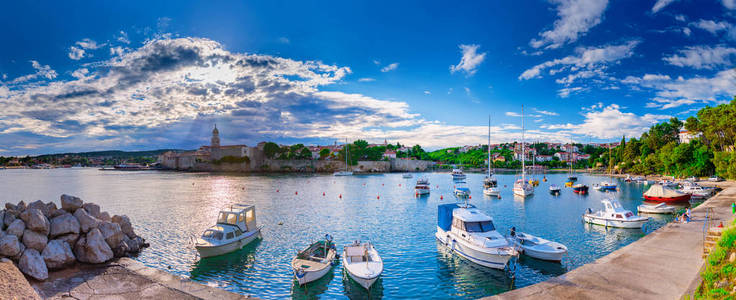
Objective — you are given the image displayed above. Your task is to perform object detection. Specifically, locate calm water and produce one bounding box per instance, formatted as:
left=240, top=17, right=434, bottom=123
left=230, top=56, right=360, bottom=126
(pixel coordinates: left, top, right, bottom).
left=0, top=169, right=677, bottom=299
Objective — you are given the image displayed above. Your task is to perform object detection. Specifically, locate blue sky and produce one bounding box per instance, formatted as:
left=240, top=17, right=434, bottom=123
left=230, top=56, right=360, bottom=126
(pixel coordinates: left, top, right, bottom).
left=1, top=0, right=735, bottom=155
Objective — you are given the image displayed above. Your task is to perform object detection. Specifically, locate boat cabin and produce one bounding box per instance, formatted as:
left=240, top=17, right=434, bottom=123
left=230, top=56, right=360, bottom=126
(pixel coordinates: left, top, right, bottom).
left=216, top=204, right=257, bottom=233
left=601, top=199, right=634, bottom=219
left=452, top=207, right=496, bottom=233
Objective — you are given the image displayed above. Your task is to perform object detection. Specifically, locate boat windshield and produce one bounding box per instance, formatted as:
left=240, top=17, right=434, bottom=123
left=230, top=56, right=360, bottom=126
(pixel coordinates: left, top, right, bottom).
left=464, top=221, right=495, bottom=233
left=202, top=229, right=223, bottom=240
left=217, top=212, right=238, bottom=225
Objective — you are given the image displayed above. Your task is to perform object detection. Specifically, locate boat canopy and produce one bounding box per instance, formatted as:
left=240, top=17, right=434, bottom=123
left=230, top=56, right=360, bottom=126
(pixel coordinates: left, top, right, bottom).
left=216, top=204, right=257, bottom=232
left=438, top=203, right=463, bottom=231
left=644, top=184, right=687, bottom=198
left=453, top=207, right=492, bottom=222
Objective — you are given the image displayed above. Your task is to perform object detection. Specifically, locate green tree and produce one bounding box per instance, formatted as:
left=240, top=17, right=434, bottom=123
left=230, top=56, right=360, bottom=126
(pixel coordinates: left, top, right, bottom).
left=319, top=148, right=330, bottom=160
left=263, top=142, right=280, bottom=159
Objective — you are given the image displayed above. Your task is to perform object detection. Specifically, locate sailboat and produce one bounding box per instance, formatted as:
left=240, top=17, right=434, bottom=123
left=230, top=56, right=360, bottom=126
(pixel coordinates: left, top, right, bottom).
left=598, top=143, right=617, bottom=191
left=513, top=106, right=534, bottom=197
left=483, top=116, right=500, bottom=197
left=334, top=138, right=353, bottom=176
left=528, top=141, right=539, bottom=187
left=566, top=141, right=577, bottom=182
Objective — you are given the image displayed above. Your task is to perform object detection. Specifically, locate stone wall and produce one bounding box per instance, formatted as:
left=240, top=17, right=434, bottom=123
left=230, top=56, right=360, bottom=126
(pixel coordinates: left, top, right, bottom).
left=168, top=156, right=434, bottom=173
left=390, top=159, right=436, bottom=172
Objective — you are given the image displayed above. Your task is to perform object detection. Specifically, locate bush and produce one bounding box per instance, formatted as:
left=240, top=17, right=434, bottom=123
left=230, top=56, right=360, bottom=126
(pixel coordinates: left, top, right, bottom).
left=718, top=228, right=736, bottom=249
left=709, top=247, right=727, bottom=266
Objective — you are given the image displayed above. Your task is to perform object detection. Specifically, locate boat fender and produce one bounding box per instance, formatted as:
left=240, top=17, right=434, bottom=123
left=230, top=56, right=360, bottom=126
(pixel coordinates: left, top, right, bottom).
left=295, top=268, right=306, bottom=278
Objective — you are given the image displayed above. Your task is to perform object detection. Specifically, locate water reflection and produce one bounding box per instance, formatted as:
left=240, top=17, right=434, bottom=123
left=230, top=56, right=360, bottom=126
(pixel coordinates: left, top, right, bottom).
left=190, top=239, right=262, bottom=280
left=517, top=255, right=567, bottom=276
left=435, top=242, right=514, bottom=297
left=342, top=270, right=384, bottom=300
left=290, top=269, right=335, bottom=300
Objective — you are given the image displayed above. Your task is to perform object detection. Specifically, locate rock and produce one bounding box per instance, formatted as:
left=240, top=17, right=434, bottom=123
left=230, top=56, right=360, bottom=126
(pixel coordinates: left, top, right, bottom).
left=74, top=208, right=100, bottom=233
left=6, top=219, right=25, bottom=238
left=0, top=234, right=22, bottom=257
left=49, top=213, right=80, bottom=237
left=27, top=200, right=49, bottom=217
left=18, top=248, right=48, bottom=281
left=82, top=203, right=101, bottom=219
left=74, top=228, right=113, bottom=264
left=49, top=208, right=66, bottom=218
left=46, top=202, right=58, bottom=217
left=0, top=210, right=4, bottom=230
left=4, top=203, right=17, bottom=211
left=19, top=209, right=49, bottom=235
left=98, top=211, right=111, bottom=222
left=3, top=212, right=16, bottom=228
left=21, top=230, right=47, bottom=252
left=98, top=221, right=124, bottom=250
left=112, top=215, right=135, bottom=238
left=16, top=201, right=26, bottom=212
left=60, top=194, right=82, bottom=212
left=56, top=233, right=79, bottom=248
left=42, top=239, right=75, bottom=269
left=730, top=252, right=736, bottom=263
left=12, top=243, right=26, bottom=261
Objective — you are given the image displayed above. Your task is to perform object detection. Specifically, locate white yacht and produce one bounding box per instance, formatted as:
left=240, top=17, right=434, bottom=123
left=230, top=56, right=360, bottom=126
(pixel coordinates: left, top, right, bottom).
left=483, top=115, right=500, bottom=197
left=415, top=178, right=431, bottom=195
left=583, top=199, right=649, bottom=229
left=513, top=106, right=533, bottom=197
left=508, top=230, right=567, bottom=262
left=342, top=240, right=383, bottom=290
left=549, top=184, right=561, bottom=195
left=195, top=204, right=262, bottom=258
left=435, top=203, right=517, bottom=269
left=451, top=169, right=467, bottom=180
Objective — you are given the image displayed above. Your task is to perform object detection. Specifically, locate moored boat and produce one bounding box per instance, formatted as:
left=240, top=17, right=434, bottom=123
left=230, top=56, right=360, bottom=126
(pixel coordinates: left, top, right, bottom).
left=195, top=204, right=262, bottom=258
left=454, top=181, right=470, bottom=198
left=509, top=230, right=567, bottom=262
left=637, top=202, right=677, bottom=214
left=681, top=184, right=714, bottom=199
left=342, top=240, right=383, bottom=289
left=415, top=178, right=431, bottom=195
left=549, top=184, right=561, bottom=195
left=402, top=173, right=413, bottom=179
left=573, top=183, right=589, bottom=194
left=451, top=169, right=467, bottom=180
left=643, top=184, right=691, bottom=203
left=583, top=199, right=649, bottom=229
left=292, top=234, right=338, bottom=285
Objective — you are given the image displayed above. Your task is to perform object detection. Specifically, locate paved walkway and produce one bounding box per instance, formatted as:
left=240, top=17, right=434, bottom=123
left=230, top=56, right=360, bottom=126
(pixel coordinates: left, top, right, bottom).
left=32, top=258, right=254, bottom=299
left=487, top=181, right=736, bottom=300
left=0, top=258, right=40, bottom=300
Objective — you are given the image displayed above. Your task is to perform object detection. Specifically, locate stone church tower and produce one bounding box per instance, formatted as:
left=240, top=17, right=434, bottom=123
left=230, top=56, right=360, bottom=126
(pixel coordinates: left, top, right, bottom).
left=211, top=124, right=220, bottom=148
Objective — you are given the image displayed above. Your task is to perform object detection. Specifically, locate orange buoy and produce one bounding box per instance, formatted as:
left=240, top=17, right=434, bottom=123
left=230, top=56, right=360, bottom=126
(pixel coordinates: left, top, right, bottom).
left=469, top=195, right=472, bottom=199
left=415, top=192, right=418, bottom=197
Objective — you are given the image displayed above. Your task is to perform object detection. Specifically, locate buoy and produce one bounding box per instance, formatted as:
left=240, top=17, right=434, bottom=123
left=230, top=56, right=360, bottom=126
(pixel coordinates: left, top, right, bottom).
left=440, top=195, right=444, bottom=200
left=276, top=189, right=279, bottom=192
left=323, top=192, right=325, bottom=196
left=469, top=196, right=472, bottom=199
left=295, top=191, right=298, bottom=195
left=242, top=187, right=245, bottom=190
left=382, top=184, right=384, bottom=186
left=399, top=184, right=401, bottom=187
left=339, top=194, right=342, bottom=198
left=377, top=195, right=380, bottom=199
left=498, top=195, right=502, bottom=199
left=415, top=192, right=418, bottom=197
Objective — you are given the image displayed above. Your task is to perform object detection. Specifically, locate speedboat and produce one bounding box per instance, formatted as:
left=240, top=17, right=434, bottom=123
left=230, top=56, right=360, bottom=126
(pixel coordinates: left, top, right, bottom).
left=435, top=203, right=517, bottom=269
left=583, top=199, right=649, bottom=229
left=483, top=186, right=500, bottom=197
left=292, top=234, right=338, bottom=285
left=687, top=176, right=699, bottom=182
left=415, top=178, right=431, bottom=195
left=195, top=204, right=263, bottom=258
left=572, top=183, right=589, bottom=194
left=549, top=184, right=561, bottom=195
left=342, top=240, right=383, bottom=289
left=592, top=184, right=603, bottom=191
left=402, top=173, right=413, bottom=179
left=509, top=230, right=567, bottom=262
left=451, top=169, right=467, bottom=180
left=483, top=176, right=500, bottom=197
left=599, top=181, right=617, bottom=191
left=513, top=179, right=534, bottom=197
left=643, top=184, right=691, bottom=203
left=454, top=181, right=470, bottom=198
left=637, top=203, right=677, bottom=214
left=658, top=180, right=678, bottom=188
left=681, top=185, right=714, bottom=199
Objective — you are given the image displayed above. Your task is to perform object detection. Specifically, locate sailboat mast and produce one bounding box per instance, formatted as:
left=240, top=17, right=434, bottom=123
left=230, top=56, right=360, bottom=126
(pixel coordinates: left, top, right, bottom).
left=487, top=115, right=491, bottom=177
left=521, top=105, right=525, bottom=181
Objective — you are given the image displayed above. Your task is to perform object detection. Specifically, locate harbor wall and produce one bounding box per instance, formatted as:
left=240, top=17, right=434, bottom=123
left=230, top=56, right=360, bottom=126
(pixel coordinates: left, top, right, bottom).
left=172, top=158, right=433, bottom=173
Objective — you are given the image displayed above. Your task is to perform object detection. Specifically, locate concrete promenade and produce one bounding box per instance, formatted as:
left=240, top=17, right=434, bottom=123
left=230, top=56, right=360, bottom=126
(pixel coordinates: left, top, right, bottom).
left=32, top=257, right=254, bottom=299
left=488, top=181, right=736, bottom=300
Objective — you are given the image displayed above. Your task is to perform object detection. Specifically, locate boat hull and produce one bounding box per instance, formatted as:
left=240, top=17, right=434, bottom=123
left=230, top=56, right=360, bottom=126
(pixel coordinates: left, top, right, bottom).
left=643, top=194, right=691, bottom=203
left=344, top=269, right=378, bottom=290
left=293, top=262, right=333, bottom=285
left=483, top=188, right=500, bottom=196
left=196, top=229, right=262, bottom=258
left=416, top=188, right=430, bottom=195
left=582, top=215, right=647, bottom=229
left=520, top=246, right=565, bottom=262
left=637, top=206, right=676, bottom=214
left=435, top=230, right=513, bottom=270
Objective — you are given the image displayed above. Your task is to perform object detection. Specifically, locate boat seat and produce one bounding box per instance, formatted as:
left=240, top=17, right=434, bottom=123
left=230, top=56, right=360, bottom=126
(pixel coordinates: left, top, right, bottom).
left=349, top=255, right=366, bottom=262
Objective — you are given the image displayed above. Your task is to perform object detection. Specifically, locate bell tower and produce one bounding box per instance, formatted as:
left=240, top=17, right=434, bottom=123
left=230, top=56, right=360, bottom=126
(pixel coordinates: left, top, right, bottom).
left=211, top=124, right=220, bottom=148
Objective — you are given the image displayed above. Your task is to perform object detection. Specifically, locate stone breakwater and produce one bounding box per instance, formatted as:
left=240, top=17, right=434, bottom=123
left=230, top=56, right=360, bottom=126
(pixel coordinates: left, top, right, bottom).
left=0, top=194, right=148, bottom=281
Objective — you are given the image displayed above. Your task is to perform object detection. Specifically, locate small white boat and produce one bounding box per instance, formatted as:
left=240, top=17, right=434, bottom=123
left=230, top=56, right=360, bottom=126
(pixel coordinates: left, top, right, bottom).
left=196, top=204, right=262, bottom=258
left=599, top=181, right=617, bottom=191
left=483, top=186, right=500, bottom=197
left=451, top=169, right=467, bottom=180
left=333, top=171, right=353, bottom=176
left=637, top=203, right=677, bottom=214
left=342, top=240, right=383, bottom=290
left=292, top=235, right=337, bottom=285
left=592, top=184, right=603, bottom=191
left=402, top=173, right=413, bottom=178
left=509, top=230, right=567, bottom=262
left=415, top=178, right=431, bottom=195
left=454, top=182, right=470, bottom=198
left=549, top=184, right=561, bottom=195
left=681, top=185, right=714, bottom=199
left=583, top=199, right=649, bottom=229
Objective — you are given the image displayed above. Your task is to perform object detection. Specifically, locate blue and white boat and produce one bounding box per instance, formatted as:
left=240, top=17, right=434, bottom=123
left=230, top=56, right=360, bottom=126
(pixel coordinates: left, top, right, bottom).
left=435, top=203, right=517, bottom=269
left=454, top=181, right=470, bottom=198
left=451, top=169, right=467, bottom=181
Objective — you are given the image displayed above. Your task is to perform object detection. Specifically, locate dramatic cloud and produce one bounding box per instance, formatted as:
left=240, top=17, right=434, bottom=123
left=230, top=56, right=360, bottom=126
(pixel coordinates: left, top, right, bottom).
left=530, top=0, right=609, bottom=49
left=380, top=63, right=399, bottom=72
left=621, top=70, right=736, bottom=109
left=449, top=44, right=486, bottom=76
left=663, top=45, right=736, bottom=69
left=542, top=104, right=670, bottom=138
left=652, top=0, right=678, bottom=13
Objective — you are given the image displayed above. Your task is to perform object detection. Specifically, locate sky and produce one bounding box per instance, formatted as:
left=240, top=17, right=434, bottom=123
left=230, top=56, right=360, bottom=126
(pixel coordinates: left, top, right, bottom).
left=1, top=0, right=736, bottom=155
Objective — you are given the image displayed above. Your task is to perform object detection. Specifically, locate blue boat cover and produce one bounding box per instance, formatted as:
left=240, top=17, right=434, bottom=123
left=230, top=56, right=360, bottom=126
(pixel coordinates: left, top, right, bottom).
left=438, top=203, right=475, bottom=231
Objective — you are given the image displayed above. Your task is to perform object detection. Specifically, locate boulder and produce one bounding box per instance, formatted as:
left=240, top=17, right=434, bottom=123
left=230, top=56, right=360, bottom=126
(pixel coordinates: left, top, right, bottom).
left=4, top=203, right=17, bottom=211
left=74, top=228, right=113, bottom=264
left=19, top=209, right=49, bottom=235
left=82, top=203, right=101, bottom=219
left=12, top=243, right=26, bottom=261
left=56, top=233, right=79, bottom=249
left=49, top=213, right=80, bottom=237
left=112, top=215, right=135, bottom=238
left=73, top=208, right=100, bottom=233
left=18, top=249, right=48, bottom=280
left=0, top=210, right=4, bottom=230
left=22, top=229, right=47, bottom=252
left=42, top=239, right=75, bottom=269
left=16, top=201, right=26, bottom=212
left=98, top=211, right=111, bottom=222
left=6, top=219, right=25, bottom=238
left=27, top=200, right=49, bottom=217
left=46, top=202, right=58, bottom=217
left=3, top=212, right=16, bottom=228
left=50, top=208, right=66, bottom=218
left=0, top=234, right=22, bottom=257
left=60, top=194, right=82, bottom=212
left=98, top=221, right=124, bottom=249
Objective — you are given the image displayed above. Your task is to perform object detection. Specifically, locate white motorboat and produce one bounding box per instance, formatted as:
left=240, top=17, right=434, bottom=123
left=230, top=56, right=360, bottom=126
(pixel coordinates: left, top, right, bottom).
left=681, top=185, right=714, bottom=199
left=342, top=240, right=383, bottom=290
left=454, top=181, right=470, bottom=198
left=334, top=138, right=353, bottom=176
left=195, top=204, right=262, bottom=258
left=599, top=181, right=617, bottom=191
left=483, top=116, right=500, bottom=198
left=451, top=169, right=467, bottom=180
left=292, top=235, right=337, bottom=285
left=687, top=176, right=699, bottom=182
left=402, top=173, right=413, bottom=178
left=549, top=184, right=561, bottom=195
left=415, top=178, right=431, bottom=195
left=436, top=203, right=517, bottom=269
left=637, top=202, right=677, bottom=214
left=513, top=106, right=533, bottom=198
left=583, top=199, right=649, bottom=229
left=509, top=230, right=567, bottom=262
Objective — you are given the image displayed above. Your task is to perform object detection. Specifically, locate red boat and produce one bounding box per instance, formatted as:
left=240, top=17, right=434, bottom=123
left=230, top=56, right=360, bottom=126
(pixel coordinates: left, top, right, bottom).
left=573, top=184, right=588, bottom=194
left=643, top=184, right=691, bottom=203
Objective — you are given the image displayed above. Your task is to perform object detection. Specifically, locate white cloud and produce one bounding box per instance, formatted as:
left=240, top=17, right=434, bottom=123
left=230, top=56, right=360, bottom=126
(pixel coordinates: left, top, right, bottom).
left=723, top=0, right=736, bottom=9
left=533, top=108, right=559, bottom=116
left=71, top=68, right=89, bottom=79
left=663, top=45, right=736, bottom=69
left=8, top=61, right=57, bottom=84
left=690, top=19, right=736, bottom=40
left=358, top=77, right=375, bottom=82
left=110, top=46, right=127, bottom=56
left=557, top=86, right=585, bottom=98
left=530, top=0, right=609, bottom=49
left=505, top=112, right=521, bottom=117
left=75, top=38, right=105, bottom=50
left=519, top=41, right=638, bottom=81
left=652, top=0, right=677, bottom=13
left=675, top=15, right=686, bottom=22
left=423, top=90, right=431, bottom=95
left=682, top=27, right=691, bottom=36
left=380, top=63, right=399, bottom=72
left=543, top=104, right=670, bottom=138
left=449, top=44, right=486, bottom=76
left=117, top=31, right=130, bottom=44
left=622, top=70, right=736, bottom=109
left=68, top=46, right=85, bottom=60
left=278, top=37, right=290, bottom=44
